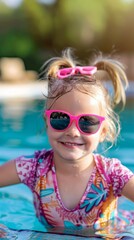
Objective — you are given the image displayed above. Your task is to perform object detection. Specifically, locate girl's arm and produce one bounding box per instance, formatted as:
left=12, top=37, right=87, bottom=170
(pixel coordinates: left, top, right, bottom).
left=0, top=160, right=20, bottom=187
left=121, top=176, right=134, bottom=202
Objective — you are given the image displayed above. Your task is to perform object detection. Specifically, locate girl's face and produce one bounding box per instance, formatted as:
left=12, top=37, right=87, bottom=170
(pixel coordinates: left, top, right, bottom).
left=46, top=89, right=107, bottom=163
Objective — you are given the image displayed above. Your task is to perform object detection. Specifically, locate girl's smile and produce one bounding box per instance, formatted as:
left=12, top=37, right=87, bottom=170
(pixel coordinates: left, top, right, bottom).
left=60, top=141, right=84, bottom=147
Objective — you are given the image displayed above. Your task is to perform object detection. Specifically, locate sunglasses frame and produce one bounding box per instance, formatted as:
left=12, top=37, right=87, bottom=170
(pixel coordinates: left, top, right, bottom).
left=45, top=110, right=105, bottom=135
left=57, top=66, right=97, bottom=79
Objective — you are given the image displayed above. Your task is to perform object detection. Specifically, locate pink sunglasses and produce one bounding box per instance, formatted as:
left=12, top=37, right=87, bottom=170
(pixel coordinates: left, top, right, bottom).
left=45, top=110, right=105, bottom=134
left=57, top=66, right=97, bottom=79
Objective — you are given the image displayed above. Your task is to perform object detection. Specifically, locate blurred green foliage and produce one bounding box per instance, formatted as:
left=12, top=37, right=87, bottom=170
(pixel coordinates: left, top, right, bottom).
left=0, top=0, right=134, bottom=71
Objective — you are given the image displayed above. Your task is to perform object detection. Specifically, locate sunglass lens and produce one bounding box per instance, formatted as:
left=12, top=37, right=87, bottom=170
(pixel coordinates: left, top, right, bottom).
left=79, top=116, right=100, bottom=133
left=50, top=112, right=70, bottom=130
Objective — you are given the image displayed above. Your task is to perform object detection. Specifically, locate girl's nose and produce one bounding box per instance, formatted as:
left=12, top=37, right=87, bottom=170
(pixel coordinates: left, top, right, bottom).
left=65, top=121, right=81, bottom=137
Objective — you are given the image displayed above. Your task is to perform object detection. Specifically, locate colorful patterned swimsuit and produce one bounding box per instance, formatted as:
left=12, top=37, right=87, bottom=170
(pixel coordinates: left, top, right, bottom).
left=15, top=149, right=133, bottom=231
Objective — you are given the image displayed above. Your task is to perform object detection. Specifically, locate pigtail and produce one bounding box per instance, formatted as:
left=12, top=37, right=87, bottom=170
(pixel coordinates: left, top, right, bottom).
left=93, top=57, right=128, bottom=107
left=41, top=48, right=78, bottom=79
left=41, top=48, right=81, bottom=105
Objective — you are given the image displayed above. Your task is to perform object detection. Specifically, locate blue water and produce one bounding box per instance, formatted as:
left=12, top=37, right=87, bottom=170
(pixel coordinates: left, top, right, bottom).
left=0, top=98, right=134, bottom=235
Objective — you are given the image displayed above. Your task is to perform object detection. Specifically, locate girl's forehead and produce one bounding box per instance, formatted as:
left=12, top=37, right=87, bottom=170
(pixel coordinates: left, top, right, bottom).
left=47, top=89, right=103, bottom=114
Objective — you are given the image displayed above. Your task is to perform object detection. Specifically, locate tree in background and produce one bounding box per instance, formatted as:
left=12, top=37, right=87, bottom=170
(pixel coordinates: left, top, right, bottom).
left=0, top=0, right=134, bottom=71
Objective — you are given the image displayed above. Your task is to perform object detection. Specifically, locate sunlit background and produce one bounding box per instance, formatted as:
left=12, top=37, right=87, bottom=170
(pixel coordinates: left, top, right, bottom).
left=1, top=0, right=134, bottom=77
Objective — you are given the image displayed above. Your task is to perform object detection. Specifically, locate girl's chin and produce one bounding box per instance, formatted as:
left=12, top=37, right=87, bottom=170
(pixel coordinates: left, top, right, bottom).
left=58, top=151, right=87, bottom=162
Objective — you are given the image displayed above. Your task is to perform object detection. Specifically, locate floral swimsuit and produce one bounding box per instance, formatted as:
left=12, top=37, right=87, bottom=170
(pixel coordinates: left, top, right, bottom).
left=15, top=149, right=133, bottom=234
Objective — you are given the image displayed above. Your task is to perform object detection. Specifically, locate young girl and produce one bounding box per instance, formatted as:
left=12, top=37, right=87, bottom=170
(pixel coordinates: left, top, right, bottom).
left=0, top=49, right=134, bottom=237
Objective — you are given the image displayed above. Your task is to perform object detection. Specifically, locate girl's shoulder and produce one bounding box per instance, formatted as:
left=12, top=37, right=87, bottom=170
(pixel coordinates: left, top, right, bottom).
left=16, top=149, right=53, bottom=171
left=15, top=149, right=53, bottom=189
left=94, top=153, right=133, bottom=196
left=94, top=153, right=133, bottom=175
left=94, top=153, right=121, bottom=167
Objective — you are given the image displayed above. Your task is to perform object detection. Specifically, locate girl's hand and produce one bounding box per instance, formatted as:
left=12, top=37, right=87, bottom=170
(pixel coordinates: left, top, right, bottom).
left=0, top=224, right=7, bottom=238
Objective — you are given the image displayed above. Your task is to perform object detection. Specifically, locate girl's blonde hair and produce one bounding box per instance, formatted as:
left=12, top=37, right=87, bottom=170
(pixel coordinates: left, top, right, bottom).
left=42, top=48, right=128, bottom=147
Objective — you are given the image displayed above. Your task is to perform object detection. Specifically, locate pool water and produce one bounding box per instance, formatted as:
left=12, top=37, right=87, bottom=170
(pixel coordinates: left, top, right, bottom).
left=0, top=98, right=134, bottom=238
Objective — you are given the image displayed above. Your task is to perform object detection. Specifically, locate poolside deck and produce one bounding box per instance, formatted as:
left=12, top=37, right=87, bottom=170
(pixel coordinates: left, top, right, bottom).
left=0, top=81, right=133, bottom=100
left=0, top=81, right=48, bottom=100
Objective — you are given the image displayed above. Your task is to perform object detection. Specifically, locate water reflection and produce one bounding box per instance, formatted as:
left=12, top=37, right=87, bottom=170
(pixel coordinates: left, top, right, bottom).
left=0, top=99, right=50, bottom=162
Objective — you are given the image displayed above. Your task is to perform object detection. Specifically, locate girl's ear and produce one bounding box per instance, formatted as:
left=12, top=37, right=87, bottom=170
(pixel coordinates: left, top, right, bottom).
left=99, top=125, right=108, bottom=143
